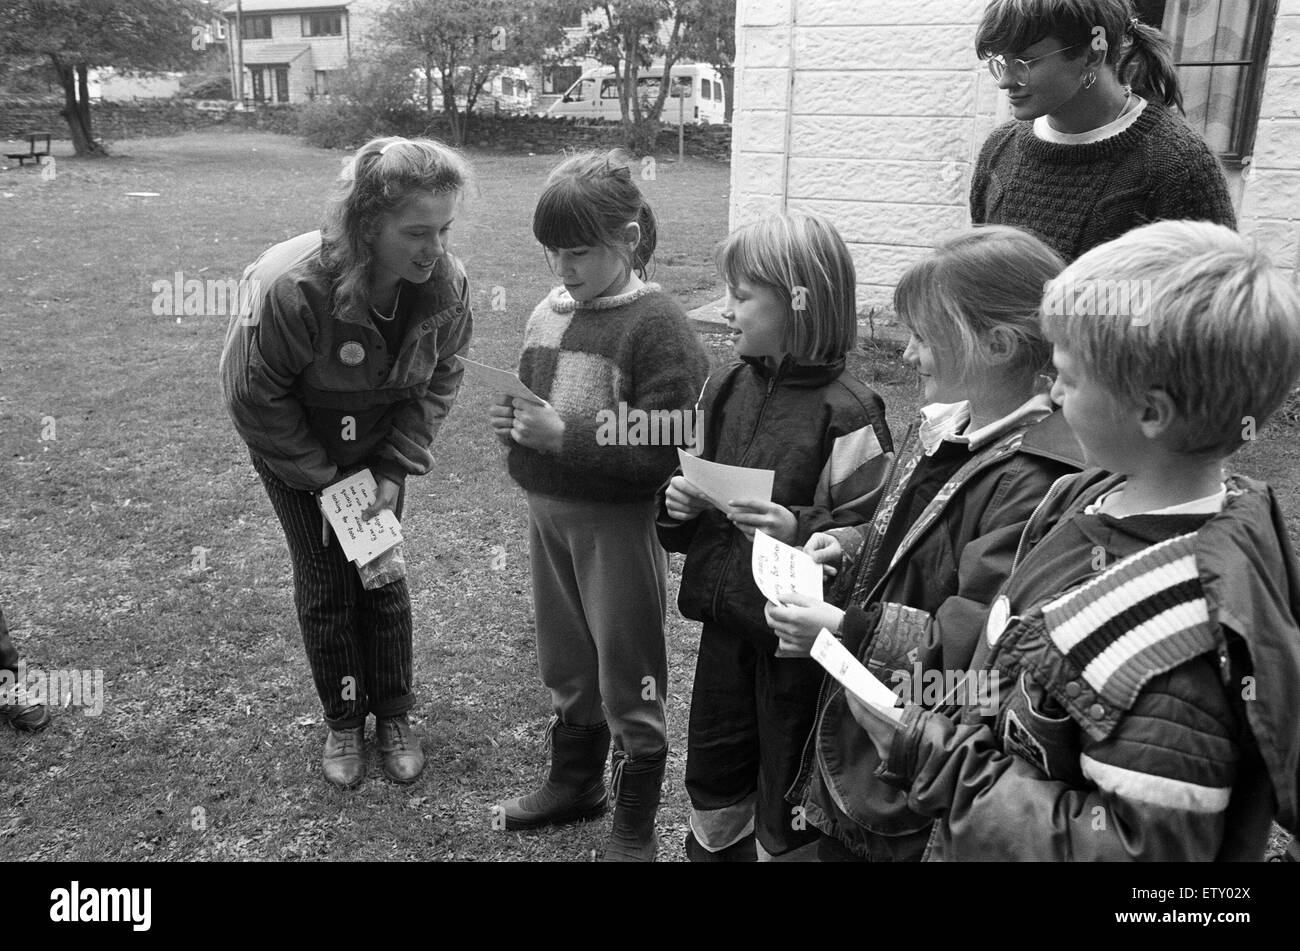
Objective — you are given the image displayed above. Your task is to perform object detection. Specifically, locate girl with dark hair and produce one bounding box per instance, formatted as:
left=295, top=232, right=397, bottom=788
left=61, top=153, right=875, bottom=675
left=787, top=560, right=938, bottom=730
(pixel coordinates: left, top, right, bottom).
left=490, top=150, right=709, bottom=861
left=971, top=0, right=1236, bottom=260
left=221, top=136, right=474, bottom=789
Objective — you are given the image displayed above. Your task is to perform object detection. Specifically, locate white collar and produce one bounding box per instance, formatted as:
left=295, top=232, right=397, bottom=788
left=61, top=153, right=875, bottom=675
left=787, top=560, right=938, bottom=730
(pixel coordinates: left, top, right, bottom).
left=917, top=393, right=1055, bottom=456
left=1087, top=483, right=1228, bottom=517
left=1034, top=95, right=1147, bottom=145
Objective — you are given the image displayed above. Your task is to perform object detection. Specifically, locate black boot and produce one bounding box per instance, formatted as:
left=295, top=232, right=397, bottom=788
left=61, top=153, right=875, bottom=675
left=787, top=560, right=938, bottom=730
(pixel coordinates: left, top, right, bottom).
left=499, top=720, right=610, bottom=831
left=684, top=828, right=758, bottom=862
left=600, top=748, right=666, bottom=862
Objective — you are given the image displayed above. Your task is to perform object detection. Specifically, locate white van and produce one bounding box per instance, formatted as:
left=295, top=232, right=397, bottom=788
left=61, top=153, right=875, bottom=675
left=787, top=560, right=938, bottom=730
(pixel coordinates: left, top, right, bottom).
left=544, top=64, right=726, bottom=125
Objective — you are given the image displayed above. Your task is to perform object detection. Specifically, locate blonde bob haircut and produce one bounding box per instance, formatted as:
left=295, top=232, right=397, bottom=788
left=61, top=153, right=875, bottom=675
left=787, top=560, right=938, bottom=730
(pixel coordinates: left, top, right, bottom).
left=1041, top=220, right=1300, bottom=456
left=716, top=212, right=858, bottom=363
left=321, top=135, right=473, bottom=320
left=894, top=225, right=1065, bottom=387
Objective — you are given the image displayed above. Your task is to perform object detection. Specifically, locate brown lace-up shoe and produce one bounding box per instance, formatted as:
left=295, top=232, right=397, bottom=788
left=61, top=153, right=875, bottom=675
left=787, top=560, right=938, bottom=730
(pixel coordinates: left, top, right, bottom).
left=322, top=725, right=365, bottom=788
left=377, top=714, right=425, bottom=783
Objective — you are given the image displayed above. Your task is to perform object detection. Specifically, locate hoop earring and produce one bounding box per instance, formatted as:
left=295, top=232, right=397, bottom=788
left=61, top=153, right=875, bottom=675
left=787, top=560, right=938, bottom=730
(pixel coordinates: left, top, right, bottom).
left=1083, top=71, right=1097, bottom=90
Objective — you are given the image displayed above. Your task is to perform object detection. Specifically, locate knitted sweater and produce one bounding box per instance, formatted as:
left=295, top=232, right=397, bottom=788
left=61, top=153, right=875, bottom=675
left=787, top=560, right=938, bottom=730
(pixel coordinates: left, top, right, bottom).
left=507, top=283, right=710, bottom=503
left=970, top=103, right=1237, bottom=261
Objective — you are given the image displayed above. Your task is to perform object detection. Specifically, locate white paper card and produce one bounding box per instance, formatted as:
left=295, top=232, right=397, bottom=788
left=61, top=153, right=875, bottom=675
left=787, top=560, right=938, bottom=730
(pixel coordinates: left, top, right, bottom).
left=751, top=529, right=823, bottom=606
left=811, top=628, right=903, bottom=717
left=460, top=357, right=543, bottom=404
left=319, top=469, right=403, bottom=566
left=676, top=448, right=774, bottom=516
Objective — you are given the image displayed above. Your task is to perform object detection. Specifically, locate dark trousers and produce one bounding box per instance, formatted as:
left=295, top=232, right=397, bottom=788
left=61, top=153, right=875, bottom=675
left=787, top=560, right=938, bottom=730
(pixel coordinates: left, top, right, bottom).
left=252, top=453, right=414, bottom=730
left=685, top=621, right=823, bottom=857
left=0, top=605, right=18, bottom=676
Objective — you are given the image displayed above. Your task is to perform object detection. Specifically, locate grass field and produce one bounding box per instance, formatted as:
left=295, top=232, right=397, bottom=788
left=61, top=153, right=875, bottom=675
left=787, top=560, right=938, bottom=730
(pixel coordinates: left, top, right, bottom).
left=0, top=131, right=1294, bottom=861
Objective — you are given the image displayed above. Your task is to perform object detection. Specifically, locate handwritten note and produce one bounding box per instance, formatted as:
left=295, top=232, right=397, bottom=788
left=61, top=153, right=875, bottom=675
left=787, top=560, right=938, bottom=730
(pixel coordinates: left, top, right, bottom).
left=677, top=449, right=774, bottom=517
left=460, top=357, right=543, bottom=405
left=319, top=469, right=403, bottom=566
left=811, top=628, right=903, bottom=719
left=751, top=530, right=823, bottom=606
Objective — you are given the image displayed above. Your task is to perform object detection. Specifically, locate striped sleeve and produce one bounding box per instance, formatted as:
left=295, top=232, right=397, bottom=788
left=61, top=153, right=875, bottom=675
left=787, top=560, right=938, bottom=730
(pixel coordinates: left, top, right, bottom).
left=891, top=654, right=1237, bottom=860
left=788, top=421, right=893, bottom=545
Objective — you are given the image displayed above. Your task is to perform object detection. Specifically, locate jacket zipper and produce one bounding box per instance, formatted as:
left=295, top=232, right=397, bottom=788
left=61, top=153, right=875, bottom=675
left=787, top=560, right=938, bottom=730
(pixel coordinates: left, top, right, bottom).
left=1009, top=473, right=1073, bottom=578
left=792, top=420, right=918, bottom=807
left=710, top=365, right=783, bottom=623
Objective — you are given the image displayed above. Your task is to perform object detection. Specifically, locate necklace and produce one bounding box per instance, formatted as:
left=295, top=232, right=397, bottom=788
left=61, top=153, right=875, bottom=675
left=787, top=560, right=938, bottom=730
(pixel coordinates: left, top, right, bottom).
left=370, top=285, right=401, bottom=322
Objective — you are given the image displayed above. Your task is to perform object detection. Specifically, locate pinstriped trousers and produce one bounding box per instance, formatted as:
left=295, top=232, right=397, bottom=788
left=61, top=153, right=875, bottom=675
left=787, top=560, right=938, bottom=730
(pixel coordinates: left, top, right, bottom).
left=252, top=453, right=414, bottom=730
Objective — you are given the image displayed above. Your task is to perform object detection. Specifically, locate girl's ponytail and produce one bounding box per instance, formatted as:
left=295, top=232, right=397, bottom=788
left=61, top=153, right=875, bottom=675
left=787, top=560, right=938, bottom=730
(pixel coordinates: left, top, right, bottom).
left=1121, top=18, right=1183, bottom=112
left=633, top=202, right=657, bottom=277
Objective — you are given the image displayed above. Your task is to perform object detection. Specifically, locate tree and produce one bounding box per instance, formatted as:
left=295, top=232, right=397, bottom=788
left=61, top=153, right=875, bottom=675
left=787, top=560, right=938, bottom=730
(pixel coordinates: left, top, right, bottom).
left=376, top=0, right=581, bottom=146
left=677, top=0, right=734, bottom=122
left=575, top=1, right=734, bottom=151
left=0, top=0, right=207, bottom=156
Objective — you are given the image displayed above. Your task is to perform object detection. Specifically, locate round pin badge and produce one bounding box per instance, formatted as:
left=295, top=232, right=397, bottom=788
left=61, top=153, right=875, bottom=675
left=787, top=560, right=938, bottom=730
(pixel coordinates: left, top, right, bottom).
left=338, top=341, right=365, bottom=366
left=986, top=594, right=1012, bottom=647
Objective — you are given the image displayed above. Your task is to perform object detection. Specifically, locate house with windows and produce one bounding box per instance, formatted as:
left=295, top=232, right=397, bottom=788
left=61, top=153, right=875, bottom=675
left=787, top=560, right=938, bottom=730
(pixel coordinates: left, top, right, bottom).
left=219, top=0, right=386, bottom=104
left=731, top=0, right=1299, bottom=309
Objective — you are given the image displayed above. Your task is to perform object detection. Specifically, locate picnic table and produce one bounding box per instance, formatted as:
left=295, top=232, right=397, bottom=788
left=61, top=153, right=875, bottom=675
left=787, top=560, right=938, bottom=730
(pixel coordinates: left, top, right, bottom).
left=5, top=131, right=52, bottom=167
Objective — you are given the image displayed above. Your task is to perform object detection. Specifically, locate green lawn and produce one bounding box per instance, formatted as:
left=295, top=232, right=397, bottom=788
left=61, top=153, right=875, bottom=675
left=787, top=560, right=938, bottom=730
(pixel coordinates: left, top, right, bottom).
left=0, top=131, right=1294, bottom=861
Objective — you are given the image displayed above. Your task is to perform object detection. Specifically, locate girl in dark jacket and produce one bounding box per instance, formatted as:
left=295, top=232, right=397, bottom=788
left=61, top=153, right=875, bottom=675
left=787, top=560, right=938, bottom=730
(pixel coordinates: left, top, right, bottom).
left=658, top=213, right=894, bottom=861
left=767, top=226, right=1084, bottom=861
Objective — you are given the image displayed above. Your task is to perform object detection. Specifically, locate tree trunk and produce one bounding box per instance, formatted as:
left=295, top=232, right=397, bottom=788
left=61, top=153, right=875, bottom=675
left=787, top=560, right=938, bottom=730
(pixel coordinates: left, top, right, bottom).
left=50, top=55, right=107, bottom=157
left=721, top=65, right=734, bottom=124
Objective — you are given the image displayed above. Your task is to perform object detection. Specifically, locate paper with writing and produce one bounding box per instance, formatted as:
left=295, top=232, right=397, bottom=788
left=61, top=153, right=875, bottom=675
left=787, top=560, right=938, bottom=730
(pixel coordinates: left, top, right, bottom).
left=319, top=469, right=403, bottom=566
left=460, top=357, right=543, bottom=405
left=677, top=449, right=774, bottom=516
left=751, top=529, right=823, bottom=606
left=812, top=628, right=903, bottom=720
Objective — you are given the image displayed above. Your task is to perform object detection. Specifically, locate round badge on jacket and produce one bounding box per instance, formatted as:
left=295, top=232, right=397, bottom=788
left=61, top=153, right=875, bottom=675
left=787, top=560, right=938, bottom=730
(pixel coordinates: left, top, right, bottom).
left=338, top=341, right=366, bottom=366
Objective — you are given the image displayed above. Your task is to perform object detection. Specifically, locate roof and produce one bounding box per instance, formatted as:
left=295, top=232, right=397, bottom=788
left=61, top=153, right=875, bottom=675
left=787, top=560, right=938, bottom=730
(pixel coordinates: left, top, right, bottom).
left=220, top=0, right=354, bottom=14
left=241, top=43, right=312, bottom=64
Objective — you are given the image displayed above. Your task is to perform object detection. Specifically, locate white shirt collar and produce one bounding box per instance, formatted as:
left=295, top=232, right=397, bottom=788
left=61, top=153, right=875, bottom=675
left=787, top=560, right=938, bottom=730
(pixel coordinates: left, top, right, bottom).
left=1034, top=95, right=1147, bottom=145
left=1087, top=483, right=1228, bottom=517
left=917, top=393, right=1055, bottom=456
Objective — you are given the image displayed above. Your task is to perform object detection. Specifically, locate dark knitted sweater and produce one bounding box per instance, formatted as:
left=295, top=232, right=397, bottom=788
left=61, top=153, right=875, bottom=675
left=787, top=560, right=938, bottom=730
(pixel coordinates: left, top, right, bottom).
left=970, top=103, right=1237, bottom=261
left=506, top=283, right=710, bottom=503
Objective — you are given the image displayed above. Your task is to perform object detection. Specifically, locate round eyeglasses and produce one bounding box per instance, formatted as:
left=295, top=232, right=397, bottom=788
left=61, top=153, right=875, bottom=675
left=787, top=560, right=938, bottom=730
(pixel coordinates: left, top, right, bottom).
left=986, top=43, right=1082, bottom=87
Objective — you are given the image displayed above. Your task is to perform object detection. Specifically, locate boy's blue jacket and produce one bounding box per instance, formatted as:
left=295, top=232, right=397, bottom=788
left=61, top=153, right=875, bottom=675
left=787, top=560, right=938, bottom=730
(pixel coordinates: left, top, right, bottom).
left=882, top=470, right=1300, bottom=860
left=219, top=231, right=473, bottom=492
left=656, top=355, right=894, bottom=648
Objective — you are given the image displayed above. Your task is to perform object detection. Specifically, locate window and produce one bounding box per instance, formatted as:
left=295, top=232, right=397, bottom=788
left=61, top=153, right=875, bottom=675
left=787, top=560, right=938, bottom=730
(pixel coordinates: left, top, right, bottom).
left=544, top=65, right=582, bottom=95
left=249, top=68, right=265, bottom=101
left=701, top=79, right=712, bottom=101
left=501, top=77, right=514, bottom=96
left=601, top=78, right=620, bottom=99
left=1138, top=0, right=1277, bottom=162
left=302, top=13, right=342, bottom=37
left=243, top=15, right=271, bottom=40
left=315, top=70, right=332, bottom=95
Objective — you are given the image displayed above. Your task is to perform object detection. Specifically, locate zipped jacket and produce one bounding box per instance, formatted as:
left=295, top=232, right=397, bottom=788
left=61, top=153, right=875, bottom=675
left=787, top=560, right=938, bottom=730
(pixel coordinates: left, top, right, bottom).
left=220, top=230, right=473, bottom=491
left=794, top=406, right=1083, bottom=860
left=882, top=471, right=1300, bottom=861
left=656, top=355, right=893, bottom=648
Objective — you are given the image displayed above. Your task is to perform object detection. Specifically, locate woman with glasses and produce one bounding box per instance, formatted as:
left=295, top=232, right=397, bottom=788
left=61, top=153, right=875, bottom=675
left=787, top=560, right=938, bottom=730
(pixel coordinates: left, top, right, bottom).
left=971, top=0, right=1235, bottom=261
